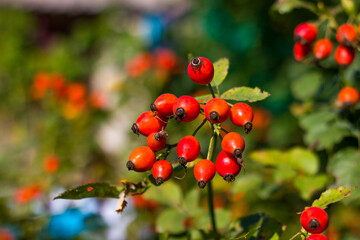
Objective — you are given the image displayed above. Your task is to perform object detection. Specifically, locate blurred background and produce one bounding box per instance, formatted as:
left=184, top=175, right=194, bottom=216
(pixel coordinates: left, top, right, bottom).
left=0, top=0, right=359, bottom=239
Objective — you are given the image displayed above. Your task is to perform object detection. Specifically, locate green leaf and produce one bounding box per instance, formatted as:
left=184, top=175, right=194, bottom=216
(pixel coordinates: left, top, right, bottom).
left=328, top=148, right=360, bottom=202
left=183, top=188, right=200, bottom=213
left=271, top=0, right=315, bottom=14
left=221, top=87, right=270, bottom=103
left=294, top=174, right=330, bottom=200
left=195, top=94, right=213, bottom=104
left=250, top=149, right=287, bottom=166
left=212, top=58, right=229, bottom=87
left=227, top=213, right=284, bottom=239
left=54, top=182, right=122, bottom=200
left=291, top=71, right=322, bottom=100
left=156, top=209, right=186, bottom=234
left=341, top=0, right=356, bottom=17
left=288, top=147, right=318, bottom=175
left=299, top=110, right=336, bottom=131
left=312, top=186, right=355, bottom=209
left=144, top=181, right=182, bottom=206
left=231, top=173, right=262, bottom=194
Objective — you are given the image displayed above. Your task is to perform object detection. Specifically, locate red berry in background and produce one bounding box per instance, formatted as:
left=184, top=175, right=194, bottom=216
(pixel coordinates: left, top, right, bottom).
left=177, top=136, right=201, bottom=166
left=336, top=24, right=357, bottom=46
left=132, top=111, right=167, bottom=136
left=313, top=39, right=333, bottom=60
left=127, top=146, right=156, bottom=172
left=204, top=98, right=230, bottom=123
left=132, top=194, right=159, bottom=210
left=294, top=22, right=318, bottom=44
left=187, top=57, right=214, bottom=85
left=335, top=45, right=355, bottom=67
left=152, top=160, right=173, bottom=185
left=150, top=93, right=178, bottom=117
left=294, top=42, right=312, bottom=61
left=173, top=96, right=200, bottom=123
left=221, top=132, right=245, bottom=166
left=147, top=132, right=167, bottom=151
left=43, top=155, right=60, bottom=174
left=230, top=103, right=254, bottom=134
left=306, top=234, right=329, bottom=240
left=300, top=207, right=329, bottom=234
left=215, top=150, right=241, bottom=182
left=338, top=86, right=360, bottom=107
left=194, top=159, right=216, bottom=188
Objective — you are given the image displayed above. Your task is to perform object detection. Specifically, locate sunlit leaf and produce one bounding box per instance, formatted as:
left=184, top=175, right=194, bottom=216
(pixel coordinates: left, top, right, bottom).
left=271, top=0, right=315, bottom=14
left=288, top=147, right=318, bottom=175
left=54, top=182, right=122, bottom=200
left=312, top=186, right=355, bottom=209
left=221, top=87, right=270, bottom=102
left=294, top=174, right=330, bottom=200
left=195, top=94, right=213, bottom=103
left=212, top=58, right=229, bottom=87
left=144, top=181, right=182, bottom=206
left=156, top=209, right=187, bottom=234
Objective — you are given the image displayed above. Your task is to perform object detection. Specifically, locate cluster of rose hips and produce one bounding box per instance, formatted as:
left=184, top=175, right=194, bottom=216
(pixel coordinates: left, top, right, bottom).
left=293, top=22, right=359, bottom=66
left=126, top=57, right=254, bottom=188
left=300, top=206, right=329, bottom=240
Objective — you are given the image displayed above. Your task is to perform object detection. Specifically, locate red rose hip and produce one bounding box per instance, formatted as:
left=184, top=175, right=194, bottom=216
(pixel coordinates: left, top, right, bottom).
left=230, top=103, right=254, bottom=134
left=335, top=46, right=355, bottom=67
left=152, top=160, right=173, bottom=185
left=147, top=132, right=167, bottom=151
left=306, top=234, right=328, bottom=240
left=336, top=24, right=357, bottom=46
left=294, top=22, right=318, bottom=44
left=300, top=207, right=329, bottom=234
left=294, top=42, right=312, bottom=61
left=313, top=39, right=333, bottom=60
left=221, top=132, right=245, bottom=166
left=173, top=96, right=200, bottom=123
left=132, top=111, right=167, bottom=136
left=338, top=86, right=359, bottom=107
left=215, top=151, right=241, bottom=182
left=204, top=98, right=230, bottom=123
left=194, top=159, right=216, bottom=188
left=177, top=136, right=201, bottom=166
left=187, top=57, right=214, bottom=85
left=150, top=93, right=178, bottom=117
left=127, top=146, right=156, bottom=172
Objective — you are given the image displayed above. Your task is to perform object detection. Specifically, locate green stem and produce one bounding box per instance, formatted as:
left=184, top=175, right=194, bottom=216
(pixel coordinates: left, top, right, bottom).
left=208, top=83, right=216, bottom=98
left=289, top=232, right=302, bottom=240
left=206, top=131, right=218, bottom=234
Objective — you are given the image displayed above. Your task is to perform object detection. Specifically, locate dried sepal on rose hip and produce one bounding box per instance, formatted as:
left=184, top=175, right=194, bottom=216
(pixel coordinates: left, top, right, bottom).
left=204, top=98, right=230, bottom=123
left=194, top=159, right=216, bottom=189
left=131, top=111, right=167, bottom=136
left=230, top=103, right=254, bottom=134
left=127, top=146, right=156, bottom=172
left=337, top=86, right=359, bottom=108
left=152, top=160, right=173, bottom=185
left=221, top=132, right=245, bottom=167
left=172, top=96, right=200, bottom=123
left=187, top=57, right=214, bottom=85
left=215, top=150, right=241, bottom=182
left=150, top=93, right=178, bottom=117
left=300, top=207, right=329, bottom=234
left=177, top=136, right=200, bottom=167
